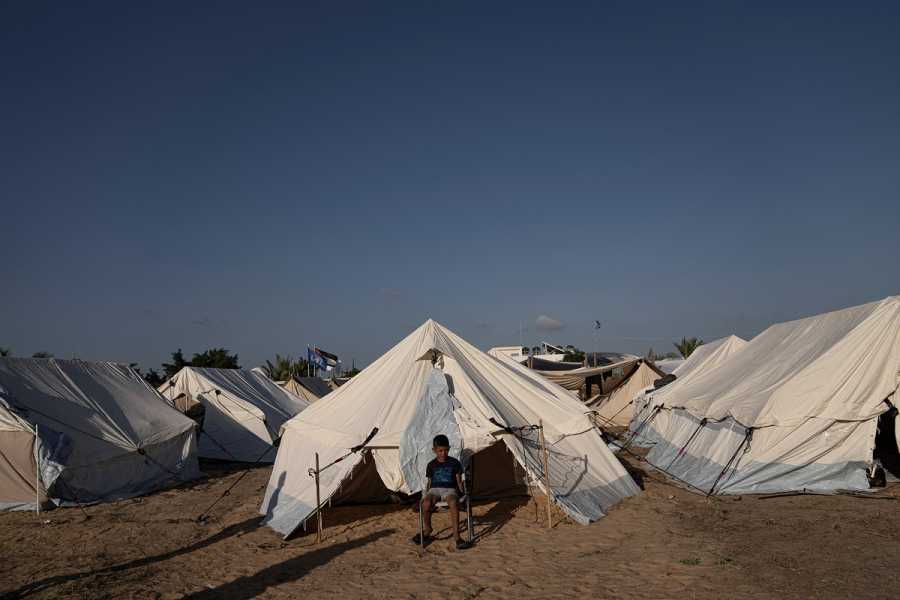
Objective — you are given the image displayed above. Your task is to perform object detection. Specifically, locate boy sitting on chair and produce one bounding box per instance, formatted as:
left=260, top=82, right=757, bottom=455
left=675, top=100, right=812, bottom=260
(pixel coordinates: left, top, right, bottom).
left=418, top=434, right=465, bottom=549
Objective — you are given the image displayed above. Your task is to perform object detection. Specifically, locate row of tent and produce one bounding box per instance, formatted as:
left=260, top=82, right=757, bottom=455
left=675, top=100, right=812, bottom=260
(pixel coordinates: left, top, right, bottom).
left=1, top=296, right=898, bottom=539
left=0, top=363, right=329, bottom=509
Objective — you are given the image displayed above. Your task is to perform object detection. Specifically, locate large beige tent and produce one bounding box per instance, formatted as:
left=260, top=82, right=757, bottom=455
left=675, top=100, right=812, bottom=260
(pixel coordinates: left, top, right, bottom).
left=159, top=368, right=310, bottom=463
left=260, top=320, right=640, bottom=536
left=629, top=297, right=900, bottom=495
left=0, top=358, right=200, bottom=510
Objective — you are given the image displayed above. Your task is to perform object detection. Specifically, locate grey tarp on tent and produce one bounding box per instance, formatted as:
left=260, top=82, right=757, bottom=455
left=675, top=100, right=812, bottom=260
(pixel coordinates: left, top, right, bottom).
left=0, top=358, right=200, bottom=510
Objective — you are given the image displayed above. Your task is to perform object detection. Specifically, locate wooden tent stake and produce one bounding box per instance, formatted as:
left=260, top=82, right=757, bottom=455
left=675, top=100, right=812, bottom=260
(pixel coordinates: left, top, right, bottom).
left=538, top=420, right=552, bottom=529
left=314, top=452, right=323, bottom=543
left=35, top=425, right=40, bottom=518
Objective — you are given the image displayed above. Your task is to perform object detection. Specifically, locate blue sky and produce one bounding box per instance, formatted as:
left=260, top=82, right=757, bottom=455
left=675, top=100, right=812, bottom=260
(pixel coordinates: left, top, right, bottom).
left=2, top=2, right=899, bottom=370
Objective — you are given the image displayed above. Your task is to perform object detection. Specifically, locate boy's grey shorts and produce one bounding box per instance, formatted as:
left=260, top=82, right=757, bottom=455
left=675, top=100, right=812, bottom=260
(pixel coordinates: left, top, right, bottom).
left=424, top=487, right=458, bottom=501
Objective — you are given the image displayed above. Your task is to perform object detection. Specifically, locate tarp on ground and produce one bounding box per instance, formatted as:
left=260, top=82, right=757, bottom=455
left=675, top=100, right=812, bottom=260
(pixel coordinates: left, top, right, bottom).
left=630, top=298, right=900, bottom=495
left=0, top=358, right=200, bottom=510
left=260, top=320, right=640, bottom=537
left=160, top=368, right=310, bottom=462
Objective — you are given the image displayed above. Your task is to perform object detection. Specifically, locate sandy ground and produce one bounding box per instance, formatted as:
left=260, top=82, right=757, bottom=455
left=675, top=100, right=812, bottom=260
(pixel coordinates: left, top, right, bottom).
left=1, top=458, right=899, bottom=600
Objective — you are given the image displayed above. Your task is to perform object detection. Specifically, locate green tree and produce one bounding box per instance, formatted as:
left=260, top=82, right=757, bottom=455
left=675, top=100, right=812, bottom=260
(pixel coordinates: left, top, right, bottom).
left=190, top=347, right=240, bottom=369
left=262, top=354, right=308, bottom=381
left=160, top=347, right=240, bottom=380
left=674, top=337, right=704, bottom=359
left=162, top=349, right=190, bottom=379
left=0, top=347, right=10, bottom=357
left=32, top=351, right=53, bottom=358
left=130, top=363, right=165, bottom=387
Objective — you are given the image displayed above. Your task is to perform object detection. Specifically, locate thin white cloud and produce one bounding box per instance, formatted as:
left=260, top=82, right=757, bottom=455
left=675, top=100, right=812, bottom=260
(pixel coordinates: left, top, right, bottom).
left=378, top=288, right=403, bottom=300
left=535, top=315, right=564, bottom=331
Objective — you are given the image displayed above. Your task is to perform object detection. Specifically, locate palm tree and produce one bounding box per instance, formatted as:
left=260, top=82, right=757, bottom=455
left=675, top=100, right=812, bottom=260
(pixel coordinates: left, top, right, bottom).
left=262, top=354, right=308, bottom=381
left=673, top=337, right=703, bottom=359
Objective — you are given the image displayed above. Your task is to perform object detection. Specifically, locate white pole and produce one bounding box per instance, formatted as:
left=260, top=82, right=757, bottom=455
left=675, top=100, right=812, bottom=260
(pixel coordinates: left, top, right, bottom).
left=35, top=424, right=40, bottom=518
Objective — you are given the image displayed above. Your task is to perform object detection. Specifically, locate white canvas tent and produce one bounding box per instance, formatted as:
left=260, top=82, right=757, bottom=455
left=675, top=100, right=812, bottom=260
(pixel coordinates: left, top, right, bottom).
left=589, top=360, right=666, bottom=427
left=0, top=358, right=200, bottom=510
left=260, top=320, right=640, bottom=537
left=249, top=367, right=331, bottom=404
left=629, top=297, right=900, bottom=495
left=159, top=368, right=310, bottom=463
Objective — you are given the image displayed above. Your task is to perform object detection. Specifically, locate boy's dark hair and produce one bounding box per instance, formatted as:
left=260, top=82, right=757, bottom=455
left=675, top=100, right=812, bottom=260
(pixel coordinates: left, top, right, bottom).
left=433, top=434, right=450, bottom=448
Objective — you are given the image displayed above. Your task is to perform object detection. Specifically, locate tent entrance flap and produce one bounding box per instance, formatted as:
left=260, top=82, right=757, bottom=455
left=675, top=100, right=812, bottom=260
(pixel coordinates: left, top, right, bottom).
left=874, top=405, right=900, bottom=482
left=399, top=367, right=464, bottom=493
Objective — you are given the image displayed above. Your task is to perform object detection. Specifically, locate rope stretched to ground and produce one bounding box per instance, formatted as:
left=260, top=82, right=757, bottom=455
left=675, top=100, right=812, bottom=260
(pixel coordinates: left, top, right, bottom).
left=618, top=405, right=662, bottom=453
left=196, top=441, right=279, bottom=522
left=611, top=435, right=711, bottom=495
left=52, top=475, right=91, bottom=520
left=707, top=428, right=754, bottom=496
left=313, top=428, right=380, bottom=476
left=665, top=418, right=708, bottom=471
left=590, top=398, right=636, bottom=429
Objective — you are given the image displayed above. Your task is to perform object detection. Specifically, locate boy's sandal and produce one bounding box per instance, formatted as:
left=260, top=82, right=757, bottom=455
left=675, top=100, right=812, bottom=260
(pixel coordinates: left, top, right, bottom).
left=455, top=539, right=471, bottom=550
left=412, top=533, right=431, bottom=545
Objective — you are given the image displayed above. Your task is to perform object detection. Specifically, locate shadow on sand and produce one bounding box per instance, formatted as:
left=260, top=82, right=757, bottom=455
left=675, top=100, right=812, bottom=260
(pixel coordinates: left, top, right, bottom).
left=6, top=517, right=262, bottom=599
left=182, top=528, right=395, bottom=599
left=424, top=495, right=529, bottom=543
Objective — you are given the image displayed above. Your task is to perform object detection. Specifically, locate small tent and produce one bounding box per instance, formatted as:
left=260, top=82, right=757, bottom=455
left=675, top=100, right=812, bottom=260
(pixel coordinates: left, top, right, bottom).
left=159, top=368, right=310, bottom=462
left=0, top=358, right=200, bottom=510
left=588, top=360, right=666, bottom=427
left=280, top=376, right=332, bottom=404
left=260, top=320, right=640, bottom=536
left=630, top=297, right=900, bottom=495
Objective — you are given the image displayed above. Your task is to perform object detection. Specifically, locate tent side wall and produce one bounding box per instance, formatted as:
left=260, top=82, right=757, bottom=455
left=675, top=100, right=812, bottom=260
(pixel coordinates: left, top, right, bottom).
left=51, top=426, right=201, bottom=504
left=0, top=431, right=45, bottom=510
left=639, top=408, right=876, bottom=494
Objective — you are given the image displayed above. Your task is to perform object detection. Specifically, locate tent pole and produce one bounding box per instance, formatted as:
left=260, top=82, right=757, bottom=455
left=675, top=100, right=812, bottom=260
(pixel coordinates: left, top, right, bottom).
left=35, top=425, right=40, bottom=518
left=538, top=420, right=552, bottom=529
left=314, top=452, right=323, bottom=543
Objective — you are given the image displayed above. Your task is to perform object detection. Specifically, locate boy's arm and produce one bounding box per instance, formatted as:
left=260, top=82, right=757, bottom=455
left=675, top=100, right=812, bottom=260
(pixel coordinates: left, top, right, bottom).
left=424, top=477, right=431, bottom=491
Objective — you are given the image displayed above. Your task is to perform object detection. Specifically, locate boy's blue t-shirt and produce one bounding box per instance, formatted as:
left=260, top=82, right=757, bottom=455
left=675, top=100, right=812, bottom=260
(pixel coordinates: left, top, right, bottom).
left=426, top=456, right=462, bottom=491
